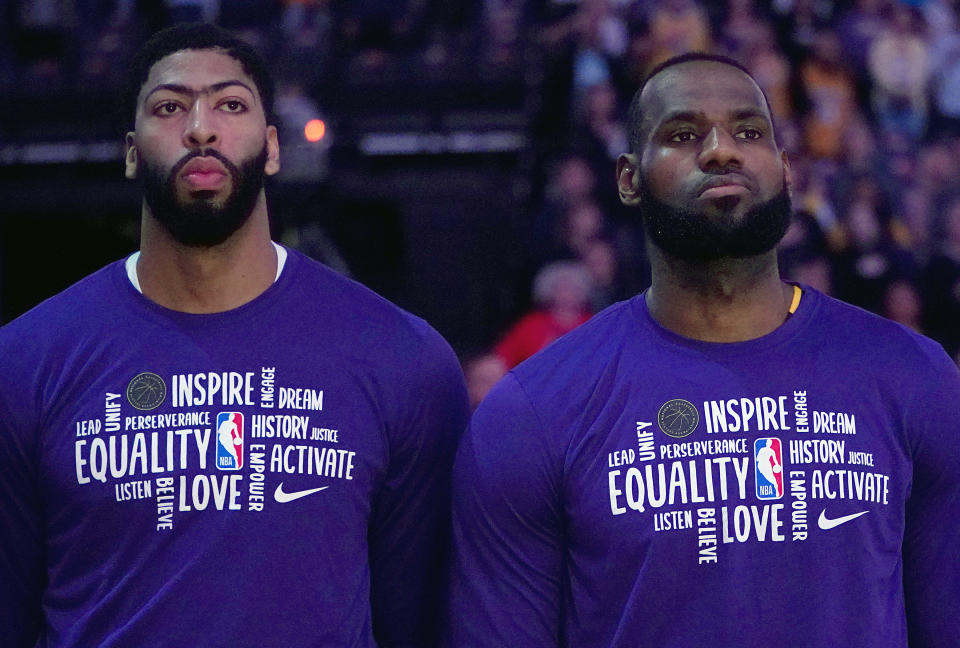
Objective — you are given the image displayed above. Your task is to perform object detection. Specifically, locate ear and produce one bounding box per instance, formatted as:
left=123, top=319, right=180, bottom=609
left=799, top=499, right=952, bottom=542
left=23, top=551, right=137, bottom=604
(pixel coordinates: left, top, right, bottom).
left=124, top=133, right=138, bottom=179
left=781, top=150, right=792, bottom=198
left=617, top=153, right=642, bottom=207
left=264, top=125, right=280, bottom=176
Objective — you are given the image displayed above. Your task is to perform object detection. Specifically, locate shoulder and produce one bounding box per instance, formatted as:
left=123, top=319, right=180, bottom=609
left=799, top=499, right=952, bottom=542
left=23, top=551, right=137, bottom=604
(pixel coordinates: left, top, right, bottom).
left=464, top=302, right=640, bottom=498
left=0, top=260, right=127, bottom=431
left=284, top=249, right=446, bottom=352
left=810, top=290, right=950, bottom=371
left=512, top=298, right=640, bottom=376
left=491, top=298, right=640, bottom=425
left=2, top=260, right=123, bottom=323
left=285, top=252, right=468, bottom=443
left=0, top=260, right=124, bottom=358
left=283, top=249, right=465, bottom=398
left=802, top=290, right=960, bottom=416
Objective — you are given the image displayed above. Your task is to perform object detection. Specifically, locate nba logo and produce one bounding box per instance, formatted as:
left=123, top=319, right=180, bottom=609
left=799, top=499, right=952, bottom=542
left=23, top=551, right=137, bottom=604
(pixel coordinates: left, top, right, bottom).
left=215, top=412, right=244, bottom=470
left=754, top=437, right=783, bottom=499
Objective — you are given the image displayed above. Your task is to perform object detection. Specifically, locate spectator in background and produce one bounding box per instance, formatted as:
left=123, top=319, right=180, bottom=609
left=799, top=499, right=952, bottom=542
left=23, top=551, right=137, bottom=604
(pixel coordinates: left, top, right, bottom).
left=868, top=3, right=930, bottom=141
left=779, top=210, right=834, bottom=295
left=463, top=243, right=621, bottom=409
left=530, top=155, right=602, bottom=265
left=339, top=0, right=433, bottom=69
left=834, top=0, right=888, bottom=83
left=882, top=130, right=919, bottom=188
left=494, top=260, right=593, bottom=368
left=277, top=1, right=334, bottom=87
left=577, top=81, right=629, bottom=169
left=76, top=1, right=141, bottom=88
left=831, top=118, right=891, bottom=206
left=483, top=0, right=525, bottom=65
left=582, top=237, right=624, bottom=311
left=778, top=148, right=836, bottom=296
left=563, top=200, right=606, bottom=259
left=531, top=153, right=649, bottom=310
left=913, top=140, right=956, bottom=196
left=897, top=139, right=959, bottom=240
left=720, top=0, right=771, bottom=60
left=10, top=0, right=76, bottom=86
left=926, top=0, right=960, bottom=138
left=903, top=140, right=960, bottom=249
left=833, top=176, right=916, bottom=313
left=773, top=0, right=836, bottom=61
left=543, top=154, right=598, bottom=212
left=797, top=29, right=859, bottom=159
left=745, top=24, right=794, bottom=127
left=791, top=155, right=843, bottom=252
left=572, top=81, right=629, bottom=214
left=922, top=194, right=960, bottom=357
left=463, top=353, right=508, bottom=410
left=898, top=187, right=934, bottom=255
left=570, top=0, right=629, bottom=99
left=646, top=0, right=711, bottom=70
left=883, top=278, right=924, bottom=333
left=536, top=0, right=626, bottom=141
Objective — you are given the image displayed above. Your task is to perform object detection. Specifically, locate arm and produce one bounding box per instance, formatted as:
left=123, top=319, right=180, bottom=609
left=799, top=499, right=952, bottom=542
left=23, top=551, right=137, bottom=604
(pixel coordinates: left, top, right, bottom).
left=368, top=327, right=470, bottom=647
left=446, top=374, right=564, bottom=647
left=903, top=346, right=960, bottom=646
left=0, top=368, right=45, bottom=646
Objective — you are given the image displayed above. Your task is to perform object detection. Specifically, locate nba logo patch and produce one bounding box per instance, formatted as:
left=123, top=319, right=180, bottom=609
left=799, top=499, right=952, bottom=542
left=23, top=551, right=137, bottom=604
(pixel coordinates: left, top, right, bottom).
left=754, top=437, right=783, bottom=499
left=215, top=412, right=244, bottom=470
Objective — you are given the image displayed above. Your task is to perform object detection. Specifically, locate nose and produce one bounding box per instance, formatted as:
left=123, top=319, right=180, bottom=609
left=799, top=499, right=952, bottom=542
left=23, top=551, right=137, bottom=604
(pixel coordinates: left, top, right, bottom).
left=182, top=101, right=218, bottom=148
left=698, top=126, right=741, bottom=172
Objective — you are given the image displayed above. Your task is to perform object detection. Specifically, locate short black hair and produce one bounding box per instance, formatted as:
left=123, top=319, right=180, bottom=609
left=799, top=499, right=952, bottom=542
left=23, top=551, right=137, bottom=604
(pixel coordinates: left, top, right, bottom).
left=123, top=23, right=275, bottom=130
left=625, top=52, right=772, bottom=154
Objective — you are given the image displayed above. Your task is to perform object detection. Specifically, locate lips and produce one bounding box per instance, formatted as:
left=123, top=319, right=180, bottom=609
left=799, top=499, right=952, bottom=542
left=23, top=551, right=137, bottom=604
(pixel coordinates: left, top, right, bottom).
left=179, top=157, right=228, bottom=191
left=697, top=174, right=752, bottom=198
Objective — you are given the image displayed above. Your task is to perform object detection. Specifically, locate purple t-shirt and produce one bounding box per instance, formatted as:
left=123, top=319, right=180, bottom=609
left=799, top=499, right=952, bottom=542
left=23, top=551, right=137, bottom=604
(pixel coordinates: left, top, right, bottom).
left=0, top=248, right=469, bottom=647
left=448, top=287, right=960, bottom=647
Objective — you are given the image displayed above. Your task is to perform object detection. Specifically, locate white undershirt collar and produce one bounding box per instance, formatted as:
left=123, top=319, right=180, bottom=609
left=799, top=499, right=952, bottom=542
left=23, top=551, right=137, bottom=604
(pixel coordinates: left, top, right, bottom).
left=125, top=241, right=287, bottom=294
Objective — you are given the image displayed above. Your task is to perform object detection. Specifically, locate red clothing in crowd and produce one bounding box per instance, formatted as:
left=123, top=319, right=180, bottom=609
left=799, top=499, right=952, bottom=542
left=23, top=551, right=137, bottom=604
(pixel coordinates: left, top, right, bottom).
left=494, top=309, right=592, bottom=368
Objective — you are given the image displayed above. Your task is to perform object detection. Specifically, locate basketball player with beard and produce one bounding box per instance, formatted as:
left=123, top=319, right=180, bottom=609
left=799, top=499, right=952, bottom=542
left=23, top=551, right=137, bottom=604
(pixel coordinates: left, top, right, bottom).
left=446, top=54, right=960, bottom=647
left=0, top=24, right=468, bottom=647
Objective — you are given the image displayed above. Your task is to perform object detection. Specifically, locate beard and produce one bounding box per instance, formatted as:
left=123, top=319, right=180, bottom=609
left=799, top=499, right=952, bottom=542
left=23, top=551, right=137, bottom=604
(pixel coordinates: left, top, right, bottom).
left=139, top=145, right=268, bottom=248
left=638, top=174, right=792, bottom=261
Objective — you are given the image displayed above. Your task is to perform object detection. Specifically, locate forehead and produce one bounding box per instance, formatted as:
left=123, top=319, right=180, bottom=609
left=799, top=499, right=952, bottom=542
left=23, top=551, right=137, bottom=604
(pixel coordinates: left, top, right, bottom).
left=640, top=61, right=770, bottom=131
left=139, top=48, right=258, bottom=103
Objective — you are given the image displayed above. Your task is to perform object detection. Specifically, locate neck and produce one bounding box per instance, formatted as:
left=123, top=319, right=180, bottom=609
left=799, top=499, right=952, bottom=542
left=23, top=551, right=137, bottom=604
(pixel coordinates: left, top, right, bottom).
left=136, top=194, right=277, bottom=313
left=646, top=244, right=793, bottom=342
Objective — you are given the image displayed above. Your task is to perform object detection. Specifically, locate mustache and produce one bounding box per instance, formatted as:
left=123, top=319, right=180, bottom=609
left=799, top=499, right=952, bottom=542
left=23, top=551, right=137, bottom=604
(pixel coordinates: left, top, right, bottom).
left=168, top=148, right=241, bottom=180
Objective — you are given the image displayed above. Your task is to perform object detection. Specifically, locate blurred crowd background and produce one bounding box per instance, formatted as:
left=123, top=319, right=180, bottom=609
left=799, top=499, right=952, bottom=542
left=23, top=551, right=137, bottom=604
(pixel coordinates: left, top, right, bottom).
left=3, top=0, right=960, bottom=405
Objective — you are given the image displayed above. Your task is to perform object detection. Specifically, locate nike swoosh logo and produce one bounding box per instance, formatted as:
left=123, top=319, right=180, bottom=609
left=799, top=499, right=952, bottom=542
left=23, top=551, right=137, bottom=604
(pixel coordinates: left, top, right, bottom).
left=274, top=483, right=329, bottom=503
left=818, top=509, right=869, bottom=530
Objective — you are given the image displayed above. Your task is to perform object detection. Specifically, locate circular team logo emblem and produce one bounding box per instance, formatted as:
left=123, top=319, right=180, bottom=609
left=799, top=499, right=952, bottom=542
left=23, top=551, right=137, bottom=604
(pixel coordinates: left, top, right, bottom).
left=657, top=398, right=699, bottom=438
left=126, top=372, right=166, bottom=410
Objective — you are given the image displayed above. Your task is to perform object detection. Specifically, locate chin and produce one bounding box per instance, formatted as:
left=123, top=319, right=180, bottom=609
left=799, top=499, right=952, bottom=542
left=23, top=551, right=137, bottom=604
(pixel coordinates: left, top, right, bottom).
left=698, top=195, right=753, bottom=218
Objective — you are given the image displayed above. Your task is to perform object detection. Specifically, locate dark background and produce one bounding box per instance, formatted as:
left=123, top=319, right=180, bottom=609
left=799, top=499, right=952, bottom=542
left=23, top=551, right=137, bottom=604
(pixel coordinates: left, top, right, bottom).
left=3, top=0, right=960, bottom=363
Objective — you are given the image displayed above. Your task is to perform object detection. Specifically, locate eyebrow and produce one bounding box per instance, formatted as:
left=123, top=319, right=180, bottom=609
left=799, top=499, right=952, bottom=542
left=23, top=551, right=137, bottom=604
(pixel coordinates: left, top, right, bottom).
left=143, top=80, right=257, bottom=104
left=658, top=108, right=770, bottom=127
